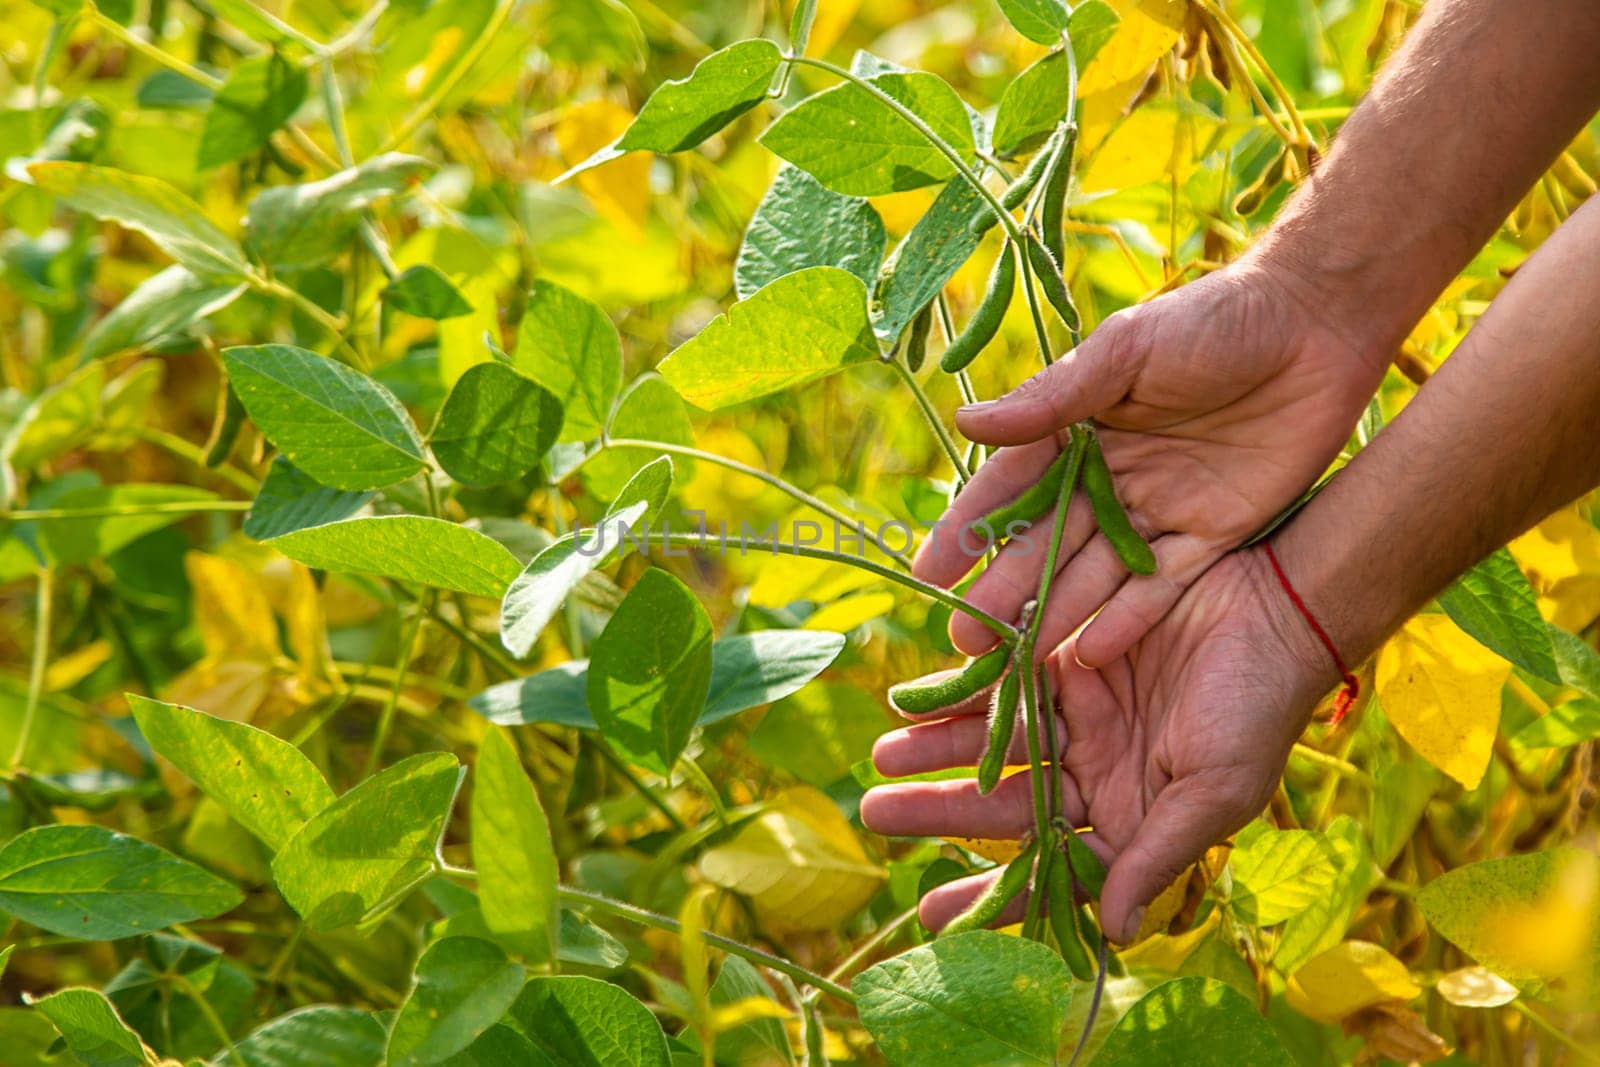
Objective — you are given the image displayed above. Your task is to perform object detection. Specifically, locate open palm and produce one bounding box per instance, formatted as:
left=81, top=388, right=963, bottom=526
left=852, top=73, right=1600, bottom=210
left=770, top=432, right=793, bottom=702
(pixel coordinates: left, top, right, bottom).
left=862, top=550, right=1334, bottom=943
left=917, top=261, right=1385, bottom=665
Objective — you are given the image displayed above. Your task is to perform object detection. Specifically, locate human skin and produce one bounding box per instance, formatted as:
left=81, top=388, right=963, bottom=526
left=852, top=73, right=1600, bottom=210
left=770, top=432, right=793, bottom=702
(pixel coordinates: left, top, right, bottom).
left=863, top=187, right=1600, bottom=945
left=916, top=0, right=1600, bottom=665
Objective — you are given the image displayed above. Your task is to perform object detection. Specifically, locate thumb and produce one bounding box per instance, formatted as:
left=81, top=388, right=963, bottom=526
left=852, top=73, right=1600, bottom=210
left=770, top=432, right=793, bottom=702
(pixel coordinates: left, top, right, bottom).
left=955, top=316, right=1143, bottom=445
left=1098, top=773, right=1247, bottom=944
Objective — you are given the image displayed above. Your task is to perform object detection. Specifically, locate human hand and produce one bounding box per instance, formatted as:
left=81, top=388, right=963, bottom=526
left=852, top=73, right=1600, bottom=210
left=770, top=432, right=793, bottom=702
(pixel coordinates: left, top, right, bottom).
left=917, top=255, right=1386, bottom=666
left=861, top=547, right=1336, bottom=944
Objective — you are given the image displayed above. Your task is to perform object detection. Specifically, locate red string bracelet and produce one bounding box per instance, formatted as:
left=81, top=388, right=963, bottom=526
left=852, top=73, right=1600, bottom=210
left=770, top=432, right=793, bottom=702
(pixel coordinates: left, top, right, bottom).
left=1262, top=541, right=1361, bottom=725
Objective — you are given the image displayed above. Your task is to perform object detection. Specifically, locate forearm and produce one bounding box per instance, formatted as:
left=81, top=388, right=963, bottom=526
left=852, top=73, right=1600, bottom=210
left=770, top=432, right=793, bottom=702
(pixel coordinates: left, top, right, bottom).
left=1248, top=0, right=1600, bottom=361
left=1273, top=193, right=1600, bottom=668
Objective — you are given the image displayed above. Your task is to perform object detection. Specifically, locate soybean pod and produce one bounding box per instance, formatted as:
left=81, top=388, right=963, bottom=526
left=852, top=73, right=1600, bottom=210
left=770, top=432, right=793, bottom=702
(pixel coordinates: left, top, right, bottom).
left=1083, top=433, right=1157, bottom=575
left=888, top=642, right=1013, bottom=715
left=1024, top=234, right=1080, bottom=333
left=975, top=446, right=1073, bottom=538
left=904, top=302, right=934, bottom=373
left=976, top=666, right=1021, bottom=795
left=1064, top=827, right=1107, bottom=898
left=1045, top=850, right=1095, bottom=980
left=940, top=838, right=1039, bottom=938
left=999, top=127, right=1066, bottom=213
left=940, top=247, right=1015, bottom=373
left=205, top=382, right=246, bottom=468
left=1040, top=126, right=1077, bottom=268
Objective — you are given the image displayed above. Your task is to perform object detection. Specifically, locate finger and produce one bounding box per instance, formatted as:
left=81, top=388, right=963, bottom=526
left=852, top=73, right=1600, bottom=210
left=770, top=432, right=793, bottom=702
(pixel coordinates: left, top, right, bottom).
left=919, top=870, right=1031, bottom=933
left=1031, top=533, right=1132, bottom=654
left=949, top=495, right=1097, bottom=656
left=860, top=770, right=1086, bottom=840
left=1098, top=773, right=1247, bottom=944
left=1074, top=535, right=1217, bottom=668
left=870, top=712, right=1068, bottom=777
left=954, top=319, right=1142, bottom=445
left=913, top=440, right=1063, bottom=588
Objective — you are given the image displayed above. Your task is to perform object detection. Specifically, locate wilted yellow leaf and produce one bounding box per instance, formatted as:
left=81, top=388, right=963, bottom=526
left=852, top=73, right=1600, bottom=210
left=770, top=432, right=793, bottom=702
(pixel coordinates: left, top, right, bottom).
left=944, top=836, right=1025, bottom=864
left=1082, top=103, right=1220, bottom=193
left=1509, top=508, right=1600, bottom=631
left=556, top=99, right=651, bottom=235
left=1286, top=940, right=1420, bottom=1024
left=1375, top=614, right=1510, bottom=790
left=187, top=552, right=280, bottom=661
left=1077, top=0, right=1187, bottom=95
left=1435, top=966, right=1518, bottom=1008
left=700, top=786, right=885, bottom=931
left=707, top=996, right=791, bottom=1034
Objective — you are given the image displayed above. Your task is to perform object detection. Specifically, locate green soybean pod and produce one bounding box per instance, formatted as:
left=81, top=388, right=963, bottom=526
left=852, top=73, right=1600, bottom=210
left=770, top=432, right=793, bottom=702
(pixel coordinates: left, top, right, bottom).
left=1024, top=234, right=1080, bottom=333
left=1045, top=850, right=1095, bottom=980
left=1064, top=827, right=1107, bottom=899
left=999, top=127, right=1065, bottom=212
left=904, top=302, right=934, bottom=373
left=888, top=642, right=1013, bottom=715
left=1041, top=126, right=1077, bottom=267
left=976, top=666, right=1021, bottom=795
left=1083, top=433, right=1157, bottom=575
left=975, top=446, right=1073, bottom=536
left=939, top=247, right=1015, bottom=374
left=204, top=383, right=246, bottom=468
left=940, top=838, right=1039, bottom=938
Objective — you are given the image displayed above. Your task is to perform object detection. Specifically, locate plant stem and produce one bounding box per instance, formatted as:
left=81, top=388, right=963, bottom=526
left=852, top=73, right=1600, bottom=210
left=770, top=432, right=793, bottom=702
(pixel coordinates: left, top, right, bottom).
left=557, top=884, right=857, bottom=1005
left=378, top=0, right=516, bottom=153
left=91, top=8, right=222, bottom=90
left=4, top=500, right=251, bottom=521
left=10, top=568, right=53, bottom=770
left=363, top=598, right=429, bottom=778
left=252, top=278, right=364, bottom=365
left=1511, top=1001, right=1600, bottom=1063
left=888, top=359, right=972, bottom=484
left=591, top=738, right=688, bottom=833
left=1288, top=742, right=1373, bottom=786
left=171, top=972, right=249, bottom=1066
left=133, top=426, right=259, bottom=494
left=602, top=437, right=912, bottom=570
left=644, top=532, right=1018, bottom=642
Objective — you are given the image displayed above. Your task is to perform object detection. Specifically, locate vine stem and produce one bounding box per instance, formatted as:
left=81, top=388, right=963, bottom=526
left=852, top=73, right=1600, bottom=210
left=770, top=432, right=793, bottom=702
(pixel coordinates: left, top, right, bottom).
left=600, top=437, right=913, bottom=570
left=1194, top=0, right=1314, bottom=146
left=377, top=0, right=516, bottom=153
left=887, top=359, right=972, bottom=484
left=10, top=568, right=53, bottom=770
left=362, top=596, right=430, bottom=778
left=89, top=9, right=222, bottom=90
left=171, top=972, right=250, bottom=1066
left=642, top=532, right=1018, bottom=642
left=132, top=426, right=259, bottom=494
left=252, top=278, right=364, bottom=366
left=4, top=500, right=250, bottom=521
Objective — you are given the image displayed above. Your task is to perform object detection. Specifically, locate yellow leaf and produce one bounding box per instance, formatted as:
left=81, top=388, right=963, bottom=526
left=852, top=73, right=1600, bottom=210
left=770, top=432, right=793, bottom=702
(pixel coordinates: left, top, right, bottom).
left=44, top=640, right=112, bottom=692
left=1509, top=508, right=1600, bottom=631
left=699, top=786, right=885, bottom=932
left=186, top=552, right=280, bottom=662
left=707, top=996, right=791, bottom=1034
left=944, top=837, right=1024, bottom=864
left=1375, top=614, right=1510, bottom=790
left=1119, top=862, right=1193, bottom=945
left=1286, top=940, right=1420, bottom=1024
left=1435, top=966, right=1518, bottom=1008
left=163, top=659, right=274, bottom=724
left=803, top=592, right=895, bottom=632
left=556, top=100, right=651, bottom=235
left=681, top=427, right=773, bottom=514
left=261, top=559, right=335, bottom=689
left=1077, top=0, right=1187, bottom=96
left=1083, top=104, right=1219, bottom=193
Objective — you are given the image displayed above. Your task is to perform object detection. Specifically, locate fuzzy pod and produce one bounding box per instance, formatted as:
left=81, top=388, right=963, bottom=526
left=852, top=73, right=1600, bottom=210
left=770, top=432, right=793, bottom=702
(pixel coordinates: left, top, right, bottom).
left=888, top=642, right=1014, bottom=715
left=940, top=837, right=1039, bottom=938
left=903, top=301, right=934, bottom=373
left=974, top=445, right=1074, bottom=539
left=1046, top=850, right=1095, bottom=980
left=976, top=666, right=1021, bottom=794
left=940, top=247, right=1015, bottom=374
left=1083, top=434, right=1157, bottom=575
left=1024, top=234, right=1080, bottom=333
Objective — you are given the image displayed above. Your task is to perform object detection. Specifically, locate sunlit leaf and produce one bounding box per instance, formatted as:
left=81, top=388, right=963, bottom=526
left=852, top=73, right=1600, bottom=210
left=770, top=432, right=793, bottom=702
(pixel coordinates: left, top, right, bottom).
left=244, top=154, right=430, bottom=270
left=1076, top=0, right=1186, bottom=96
left=508, top=976, right=670, bottom=1067
left=1093, top=977, right=1293, bottom=1066
left=472, top=728, right=559, bottom=965
left=872, top=178, right=990, bottom=341
left=1284, top=941, right=1420, bottom=1024
left=1435, top=967, right=1518, bottom=1009
left=736, top=166, right=887, bottom=301
left=386, top=937, right=525, bottom=1066
left=79, top=266, right=244, bottom=363
left=26, top=987, right=153, bottom=1067
left=1375, top=614, right=1511, bottom=790
left=1437, top=549, right=1559, bottom=683
left=512, top=278, right=622, bottom=443
left=33, top=484, right=219, bottom=567
left=268, top=516, right=523, bottom=599
left=997, top=0, right=1070, bottom=45
left=1226, top=822, right=1357, bottom=927
left=198, top=53, right=308, bottom=170
left=428, top=361, right=563, bottom=487
left=1511, top=697, right=1600, bottom=749
left=218, top=1006, right=387, bottom=1067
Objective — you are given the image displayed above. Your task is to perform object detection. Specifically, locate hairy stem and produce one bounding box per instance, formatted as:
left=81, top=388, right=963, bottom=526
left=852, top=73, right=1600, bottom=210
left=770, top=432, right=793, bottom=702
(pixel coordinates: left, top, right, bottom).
left=10, top=568, right=54, bottom=770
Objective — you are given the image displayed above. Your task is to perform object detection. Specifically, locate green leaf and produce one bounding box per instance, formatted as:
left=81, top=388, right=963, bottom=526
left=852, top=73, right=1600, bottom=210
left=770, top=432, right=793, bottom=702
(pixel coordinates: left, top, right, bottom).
left=220, top=1006, right=388, bottom=1067
left=735, top=166, right=887, bottom=301
left=588, top=568, right=713, bottom=773
left=1227, top=823, right=1357, bottom=927
left=27, top=162, right=249, bottom=280
left=268, top=515, right=523, bottom=599
left=5, top=361, right=105, bottom=472
left=27, top=987, right=151, bottom=1067
left=129, top=695, right=336, bottom=852
left=1512, top=697, right=1600, bottom=749
left=384, top=265, right=475, bottom=319
left=993, top=51, right=1072, bottom=158
left=707, top=957, right=794, bottom=1067
left=512, top=279, right=622, bottom=443
left=872, top=178, right=990, bottom=341
left=854, top=931, right=1071, bottom=1065
left=197, top=53, right=308, bottom=170
left=441, top=1025, right=551, bottom=1066
left=387, top=937, right=527, bottom=1066
left=582, top=375, right=693, bottom=497
left=611, top=39, right=782, bottom=156
left=760, top=72, right=976, bottom=196
left=1417, top=848, right=1600, bottom=987
left=997, top=0, right=1070, bottom=46
left=429, top=362, right=563, bottom=488
left=658, top=267, right=876, bottom=410
left=32, top=484, right=218, bottom=566
left=243, top=456, right=374, bottom=541
left=1093, top=977, right=1294, bottom=1066
left=472, top=728, right=560, bottom=966
left=701, top=630, right=847, bottom=724
left=1273, top=816, right=1375, bottom=974
left=500, top=456, right=672, bottom=656
left=245, top=154, right=431, bottom=270
left=1437, top=549, right=1560, bottom=683
left=272, top=752, right=464, bottom=930
left=0, top=824, right=242, bottom=939
left=507, top=976, right=671, bottom=1067
left=80, top=265, right=245, bottom=362
left=224, top=344, right=425, bottom=491
left=1550, top=623, right=1600, bottom=699
left=470, top=661, right=593, bottom=729
left=748, top=683, right=886, bottom=788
